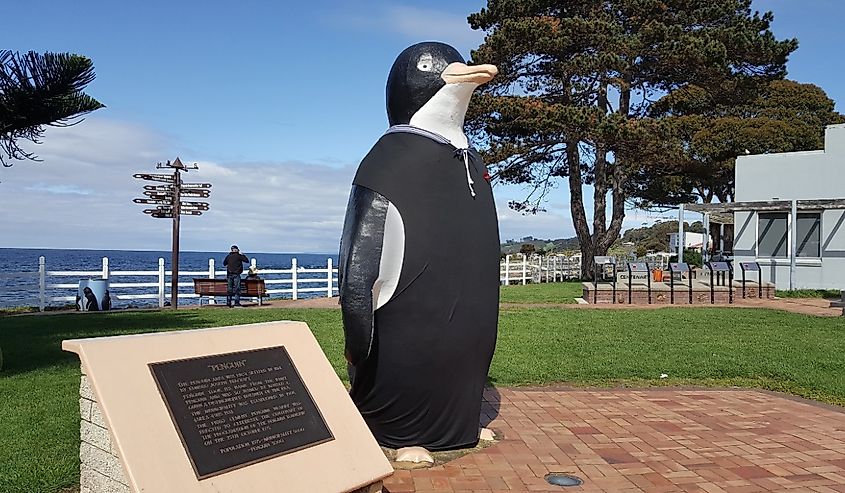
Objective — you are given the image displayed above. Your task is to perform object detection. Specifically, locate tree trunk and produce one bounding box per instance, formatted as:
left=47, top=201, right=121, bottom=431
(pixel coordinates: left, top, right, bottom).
left=566, top=140, right=595, bottom=279
left=568, top=81, right=632, bottom=279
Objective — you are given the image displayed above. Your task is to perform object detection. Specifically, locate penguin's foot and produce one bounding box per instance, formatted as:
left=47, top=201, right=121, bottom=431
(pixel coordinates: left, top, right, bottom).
left=479, top=427, right=496, bottom=441
left=395, top=446, right=434, bottom=465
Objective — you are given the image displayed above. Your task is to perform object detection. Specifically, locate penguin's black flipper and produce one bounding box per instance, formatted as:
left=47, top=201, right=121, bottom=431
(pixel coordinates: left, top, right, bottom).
left=338, top=185, right=390, bottom=366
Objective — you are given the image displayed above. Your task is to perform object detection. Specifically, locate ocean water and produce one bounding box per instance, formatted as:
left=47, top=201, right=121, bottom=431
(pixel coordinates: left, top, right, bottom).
left=0, top=248, right=339, bottom=309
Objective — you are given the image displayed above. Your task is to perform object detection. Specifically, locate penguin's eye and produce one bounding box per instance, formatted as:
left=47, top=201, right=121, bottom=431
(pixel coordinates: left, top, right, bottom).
left=417, top=54, right=434, bottom=72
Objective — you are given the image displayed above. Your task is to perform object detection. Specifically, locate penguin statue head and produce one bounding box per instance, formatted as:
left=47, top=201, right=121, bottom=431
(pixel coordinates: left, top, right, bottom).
left=386, top=41, right=497, bottom=147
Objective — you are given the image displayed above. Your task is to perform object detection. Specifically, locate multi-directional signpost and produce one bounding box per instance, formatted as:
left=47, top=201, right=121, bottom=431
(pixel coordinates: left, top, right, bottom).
left=133, top=158, right=211, bottom=309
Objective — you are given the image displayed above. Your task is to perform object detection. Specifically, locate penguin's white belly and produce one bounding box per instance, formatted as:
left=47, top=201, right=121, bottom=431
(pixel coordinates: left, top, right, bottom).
left=373, top=201, right=404, bottom=310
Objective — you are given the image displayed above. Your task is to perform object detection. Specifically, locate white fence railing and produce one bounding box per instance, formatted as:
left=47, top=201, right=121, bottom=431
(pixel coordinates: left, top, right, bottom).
left=4, top=256, right=338, bottom=311
left=500, top=254, right=582, bottom=285
left=5, top=253, right=591, bottom=310
left=498, top=253, right=677, bottom=284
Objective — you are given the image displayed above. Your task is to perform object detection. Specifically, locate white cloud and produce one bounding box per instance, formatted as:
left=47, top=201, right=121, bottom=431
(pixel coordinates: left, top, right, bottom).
left=0, top=118, right=357, bottom=253
left=494, top=195, right=574, bottom=242
left=1, top=116, right=654, bottom=254
left=382, top=5, right=484, bottom=48
left=490, top=179, right=576, bottom=241
left=26, top=183, right=93, bottom=195
left=183, top=159, right=356, bottom=253
left=332, top=4, right=485, bottom=54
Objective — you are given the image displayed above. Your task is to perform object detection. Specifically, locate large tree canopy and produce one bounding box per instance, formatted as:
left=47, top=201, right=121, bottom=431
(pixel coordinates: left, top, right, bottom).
left=466, top=0, right=796, bottom=277
left=633, top=79, right=845, bottom=206
left=0, top=51, right=104, bottom=166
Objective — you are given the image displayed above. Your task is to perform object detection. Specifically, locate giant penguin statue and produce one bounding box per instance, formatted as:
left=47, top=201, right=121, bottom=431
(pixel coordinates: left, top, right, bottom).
left=338, top=41, right=500, bottom=462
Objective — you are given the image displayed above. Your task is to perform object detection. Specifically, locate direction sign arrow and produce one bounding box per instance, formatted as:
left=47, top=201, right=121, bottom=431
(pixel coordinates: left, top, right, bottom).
left=133, top=173, right=175, bottom=183
left=180, top=190, right=210, bottom=198
left=143, top=208, right=173, bottom=214
left=143, top=191, right=173, bottom=198
left=143, top=184, right=173, bottom=191
left=144, top=211, right=174, bottom=218
left=180, top=201, right=209, bottom=208
left=134, top=198, right=171, bottom=205
left=181, top=183, right=212, bottom=189
left=181, top=210, right=203, bottom=216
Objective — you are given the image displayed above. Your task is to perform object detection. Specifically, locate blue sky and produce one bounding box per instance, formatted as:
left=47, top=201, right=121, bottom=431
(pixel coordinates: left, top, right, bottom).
left=1, top=0, right=843, bottom=253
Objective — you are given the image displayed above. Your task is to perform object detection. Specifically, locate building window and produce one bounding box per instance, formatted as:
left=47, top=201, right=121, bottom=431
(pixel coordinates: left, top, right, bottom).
left=758, top=212, right=788, bottom=258
left=796, top=212, right=821, bottom=257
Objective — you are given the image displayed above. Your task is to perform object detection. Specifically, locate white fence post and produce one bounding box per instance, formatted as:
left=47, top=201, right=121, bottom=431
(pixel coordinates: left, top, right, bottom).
left=326, top=258, right=333, bottom=297
left=102, top=257, right=110, bottom=281
left=291, top=258, right=298, bottom=300
left=250, top=258, right=260, bottom=306
left=158, top=258, right=166, bottom=308
left=207, top=259, right=216, bottom=305
left=39, top=256, right=46, bottom=311
left=521, top=254, right=527, bottom=285
left=504, top=256, right=510, bottom=285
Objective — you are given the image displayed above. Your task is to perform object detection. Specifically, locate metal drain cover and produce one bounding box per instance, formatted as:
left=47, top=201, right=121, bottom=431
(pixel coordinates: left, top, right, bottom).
left=545, top=473, right=584, bottom=487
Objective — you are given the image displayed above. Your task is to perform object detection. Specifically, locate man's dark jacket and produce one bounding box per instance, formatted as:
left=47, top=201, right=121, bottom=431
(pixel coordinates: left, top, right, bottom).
left=224, top=252, right=249, bottom=275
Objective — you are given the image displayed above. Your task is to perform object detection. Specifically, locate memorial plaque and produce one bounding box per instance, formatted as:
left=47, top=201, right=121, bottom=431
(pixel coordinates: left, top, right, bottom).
left=709, top=261, right=730, bottom=272
left=149, top=346, right=333, bottom=479
left=628, top=262, right=648, bottom=272
left=669, top=262, right=689, bottom=272
left=740, top=262, right=759, bottom=271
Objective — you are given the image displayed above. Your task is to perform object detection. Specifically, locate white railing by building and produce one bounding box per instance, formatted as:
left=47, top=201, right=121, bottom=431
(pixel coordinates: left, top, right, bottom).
left=4, top=256, right=339, bottom=311
left=500, top=254, right=582, bottom=285
left=498, top=253, right=676, bottom=284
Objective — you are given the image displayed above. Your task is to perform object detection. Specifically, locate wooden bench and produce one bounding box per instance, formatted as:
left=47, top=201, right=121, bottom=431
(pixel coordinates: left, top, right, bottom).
left=193, top=278, right=267, bottom=305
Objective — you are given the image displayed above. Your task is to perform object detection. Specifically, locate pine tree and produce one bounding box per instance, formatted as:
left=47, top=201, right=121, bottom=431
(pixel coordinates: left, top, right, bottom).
left=0, top=51, right=104, bottom=166
left=466, top=0, right=796, bottom=278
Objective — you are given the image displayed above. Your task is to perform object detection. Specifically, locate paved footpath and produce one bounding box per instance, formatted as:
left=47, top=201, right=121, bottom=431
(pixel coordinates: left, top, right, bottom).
left=382, top=387, right=845, bottom=492
left=252, top=296, right=844, bottom=317
left=226, top=295, right=845, bottom=491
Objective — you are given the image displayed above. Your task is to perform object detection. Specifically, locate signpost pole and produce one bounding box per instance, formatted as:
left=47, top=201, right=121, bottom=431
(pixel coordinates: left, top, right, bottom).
left=678, top=204, right=685, bottom=261
left=134, top=158, right=210, bottom=311
left=171, top=167, right=181, bottom=309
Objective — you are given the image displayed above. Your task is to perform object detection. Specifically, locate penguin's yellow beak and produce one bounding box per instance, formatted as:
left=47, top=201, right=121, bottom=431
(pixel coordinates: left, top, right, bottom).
left=441, top=62, right=498, bottom=85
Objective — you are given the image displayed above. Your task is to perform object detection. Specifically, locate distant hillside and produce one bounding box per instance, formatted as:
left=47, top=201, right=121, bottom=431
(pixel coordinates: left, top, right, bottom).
left=502, top=220, right=704, bottom=256
left=621, top=220, right=704, bottom=252
left=501, top=236, right=579, bottom=255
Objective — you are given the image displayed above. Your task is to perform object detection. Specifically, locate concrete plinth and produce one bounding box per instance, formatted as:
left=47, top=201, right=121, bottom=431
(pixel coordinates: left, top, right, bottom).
left=583, top=280, right=776, bottom=304
left=64, top=321, right=393, bottom=493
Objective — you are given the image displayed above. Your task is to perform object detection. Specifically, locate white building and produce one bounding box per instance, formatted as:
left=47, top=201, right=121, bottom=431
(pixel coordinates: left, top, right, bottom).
left=668, top=232, right=704, bottom=254
left=686, top=123, right=845, bottom=290
left=731, top=124, right=845, bottom=290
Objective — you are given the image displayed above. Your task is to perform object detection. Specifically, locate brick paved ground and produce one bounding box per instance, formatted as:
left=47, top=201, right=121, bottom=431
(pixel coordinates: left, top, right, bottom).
left=382, top=388, right=845, bottom=492
left=211, top=295, right=844, bottom=491
left=248, top=295, right=844, bottom=317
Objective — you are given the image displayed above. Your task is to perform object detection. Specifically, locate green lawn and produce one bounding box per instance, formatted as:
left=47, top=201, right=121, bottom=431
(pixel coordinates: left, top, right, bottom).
left=499, top=281, right=582, bottom=303
left=776, top=288, right=842, bottom=299
left=1, top=304, right=844, bottom=493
